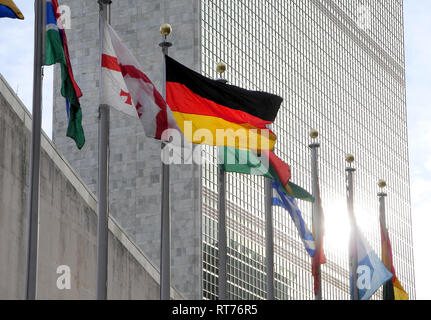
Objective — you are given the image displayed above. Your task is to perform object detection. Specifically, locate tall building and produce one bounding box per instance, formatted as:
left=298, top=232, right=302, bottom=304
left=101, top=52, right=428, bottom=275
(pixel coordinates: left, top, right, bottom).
left=53, top=0, right=415, bottom=300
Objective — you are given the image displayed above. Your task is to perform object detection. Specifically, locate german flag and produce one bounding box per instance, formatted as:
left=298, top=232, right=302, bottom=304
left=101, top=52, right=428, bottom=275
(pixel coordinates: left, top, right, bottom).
left=0, top=0, right=24, bottom=20
left=166, top=56, right=283, bottom=151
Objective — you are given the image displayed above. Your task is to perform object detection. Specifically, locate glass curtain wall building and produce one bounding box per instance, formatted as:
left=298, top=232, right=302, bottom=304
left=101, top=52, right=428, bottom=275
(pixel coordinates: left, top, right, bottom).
left=200, top=0, right=414, bottom=300
left=53, top=0, right=415, bottom=300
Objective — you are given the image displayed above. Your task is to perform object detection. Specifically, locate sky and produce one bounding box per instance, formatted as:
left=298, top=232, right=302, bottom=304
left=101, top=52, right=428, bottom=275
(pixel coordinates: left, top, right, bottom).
left=0, top=1, right=53, bottom=136
left=404, top=0, right=431, bottom=301
left=0, top=1, right=430, bottom=299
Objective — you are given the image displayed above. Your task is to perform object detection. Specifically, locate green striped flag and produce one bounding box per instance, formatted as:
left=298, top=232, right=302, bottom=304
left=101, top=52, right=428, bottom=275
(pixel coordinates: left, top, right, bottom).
left=45, top=0, right=85, bottom=149
left=219, top=147, right=314, bottom=203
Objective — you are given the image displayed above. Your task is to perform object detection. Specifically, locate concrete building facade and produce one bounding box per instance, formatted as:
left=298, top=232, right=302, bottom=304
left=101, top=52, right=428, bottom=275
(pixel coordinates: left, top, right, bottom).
left=52, top=0, right=203, bottom=299
left=53, top=0, right=415, bottom=300
left=0, top=73, right=182, bottom=300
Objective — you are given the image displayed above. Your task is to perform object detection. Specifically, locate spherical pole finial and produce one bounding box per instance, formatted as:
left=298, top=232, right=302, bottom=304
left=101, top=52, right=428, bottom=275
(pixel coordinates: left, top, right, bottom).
left=216, top=62, right=227, bottom=75
left=160, top=23, right=172, bottom=36
left=378, top=179, right=387, bottom=189
left=346, top=154, right=355, bottom=164
left=310, top=129, right=319, bottom=140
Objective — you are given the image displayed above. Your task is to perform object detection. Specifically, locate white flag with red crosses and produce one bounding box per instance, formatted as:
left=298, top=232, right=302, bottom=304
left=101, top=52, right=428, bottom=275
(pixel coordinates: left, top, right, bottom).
left=101, top=20, right=180, bottom=140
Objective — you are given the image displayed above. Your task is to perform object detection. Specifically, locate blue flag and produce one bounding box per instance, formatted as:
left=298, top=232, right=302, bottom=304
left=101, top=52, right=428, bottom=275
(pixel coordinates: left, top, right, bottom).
left=350, top=228, right=393, bottom=300
left=272, top=180, right=315, bottom=257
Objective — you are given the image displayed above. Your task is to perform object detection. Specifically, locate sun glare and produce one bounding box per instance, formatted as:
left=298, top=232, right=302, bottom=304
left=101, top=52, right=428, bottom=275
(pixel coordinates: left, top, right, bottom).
left=323, top=199, right=351, bottom=252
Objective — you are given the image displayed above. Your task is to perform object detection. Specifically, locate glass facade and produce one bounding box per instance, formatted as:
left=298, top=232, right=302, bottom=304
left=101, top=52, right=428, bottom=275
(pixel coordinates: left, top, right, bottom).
left=201, top=0, right=414, bottom=300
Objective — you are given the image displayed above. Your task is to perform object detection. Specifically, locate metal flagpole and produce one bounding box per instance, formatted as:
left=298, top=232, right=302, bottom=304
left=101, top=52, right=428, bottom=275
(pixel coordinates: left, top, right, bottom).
left=96, top=0, right=111, bottom=300
left=159, top=23, right=172, bottom=300
left=264, top=178, right=274, bottom=300
left=216, top=62, right=228, bottom=300
left=218, top=164, right=227, bottom=300
left=264, top=120, right=275, bottom=300
left=25, top=0, right=46, bottom=300
left=378, top=179, right=388, bottom=241
left=309, top=129, right=322, bottom=300
left=378, top=179, right=394, bottom=300
left=346, top=154, right=359, bottom=300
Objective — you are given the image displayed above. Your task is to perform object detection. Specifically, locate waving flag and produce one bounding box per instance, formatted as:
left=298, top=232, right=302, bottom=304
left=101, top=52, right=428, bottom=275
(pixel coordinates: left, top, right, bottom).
left=220, top=147, right=314, bottom=202
left=272, top=180, right=315, bottom=257
left=287, top=181, right=314, bottom=203
left=166, top=56, right=283, bottom=151
left=101, top=20, right=180, bottom=140
left=380, top=220, right=409, bottom=300
left=45, top=0, right=85, bottom=149
left=0, top=0, right=23, bottom=19
left=350, top=227, right=393, bottom=300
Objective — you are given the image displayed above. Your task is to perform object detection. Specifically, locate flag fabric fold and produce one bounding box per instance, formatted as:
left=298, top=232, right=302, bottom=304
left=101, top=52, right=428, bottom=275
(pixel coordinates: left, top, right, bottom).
left=312, top=179, right=326, bottom=295
left=272, top=180, right=315, bottom=257
left=45, top=0, right=85, bottom=149
left=166, top=56, right=283, bottom=151
left=288, top=181, right=315, bottom=203
left=350, top=226, right=393, bottom=300
left=380, top=219, right=409, bottom=300
left=393, top=274, right=409, bottom=300
left=0, top=0, right=23, bottom=19
left=219, top=146, right=314, bottom=202
left=101, top=20, right=180, bottom=140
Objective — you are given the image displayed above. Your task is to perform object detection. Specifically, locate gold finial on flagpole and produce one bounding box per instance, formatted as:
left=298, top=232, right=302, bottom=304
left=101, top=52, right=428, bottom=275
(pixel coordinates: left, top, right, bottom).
left=216, top=62, right=228, bottom=84
left=346, top=154, right=355, bottom=164
left=378, top=179, right=387, bottom=189
left=216, top=62, right=227, bottom=75
left=160, top=23, right=172, bottom=36
left=310, top=129, right=319, bottom=139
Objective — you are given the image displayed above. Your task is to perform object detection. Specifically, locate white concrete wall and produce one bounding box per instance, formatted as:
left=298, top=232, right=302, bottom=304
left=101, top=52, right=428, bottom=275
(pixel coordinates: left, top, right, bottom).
left=0, top=74, right=182, bottom=300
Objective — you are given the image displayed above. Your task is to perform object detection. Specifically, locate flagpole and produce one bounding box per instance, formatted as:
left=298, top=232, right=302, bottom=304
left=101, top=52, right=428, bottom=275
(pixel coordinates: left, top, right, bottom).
left=96, top=0, right=111, bottom=300
left=265, top=178, right=275, bottom=300
left=216, top=62, right=228, bottom=300
left=218, top=164, right=227, bottom=300
left=378, top=179, right=394, bottom=300
left=378, top=179, right=388, bottom=241
left=159, top=24, right=172, bottom=300
left=309, top=129, right=322, bottom=300
left=346, top=154, right=359, bottom=300
left=25, top=0, right=46, bottom=300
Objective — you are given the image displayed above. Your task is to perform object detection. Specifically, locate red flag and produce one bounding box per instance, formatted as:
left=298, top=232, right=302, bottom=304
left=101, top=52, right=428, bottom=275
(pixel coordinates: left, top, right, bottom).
left=312, top=179, right=326, bottom=295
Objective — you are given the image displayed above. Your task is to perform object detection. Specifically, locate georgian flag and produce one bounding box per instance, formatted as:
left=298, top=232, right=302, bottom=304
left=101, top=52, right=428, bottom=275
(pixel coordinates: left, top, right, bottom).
left=101, top=20, right=180, bottom=140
